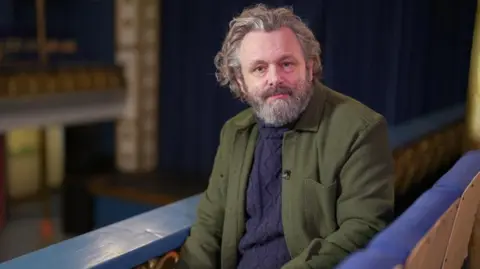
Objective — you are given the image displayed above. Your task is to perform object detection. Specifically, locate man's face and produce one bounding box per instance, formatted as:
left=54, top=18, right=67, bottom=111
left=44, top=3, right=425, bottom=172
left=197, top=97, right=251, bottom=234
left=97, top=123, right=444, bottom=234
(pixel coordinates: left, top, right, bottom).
left=237, top=27, right=313, bottom=126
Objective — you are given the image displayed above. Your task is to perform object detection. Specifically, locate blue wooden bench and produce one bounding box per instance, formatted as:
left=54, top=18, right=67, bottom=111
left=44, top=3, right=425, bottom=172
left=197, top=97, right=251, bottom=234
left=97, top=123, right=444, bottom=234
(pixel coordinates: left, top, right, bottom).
left=336, top=150, right=480, bottom=269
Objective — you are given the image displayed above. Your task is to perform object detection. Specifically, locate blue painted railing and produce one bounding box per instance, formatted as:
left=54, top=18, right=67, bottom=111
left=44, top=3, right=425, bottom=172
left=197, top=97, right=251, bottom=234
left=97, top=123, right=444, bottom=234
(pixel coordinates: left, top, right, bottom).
left=0, top=103, right=467, bottom=269
left=0, top=195, right=200, bottom=269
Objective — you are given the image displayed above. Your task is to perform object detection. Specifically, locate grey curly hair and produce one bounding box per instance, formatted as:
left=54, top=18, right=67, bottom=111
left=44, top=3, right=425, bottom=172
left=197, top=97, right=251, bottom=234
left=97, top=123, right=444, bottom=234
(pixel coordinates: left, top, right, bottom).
left=214, top=4, right=322, bottom=99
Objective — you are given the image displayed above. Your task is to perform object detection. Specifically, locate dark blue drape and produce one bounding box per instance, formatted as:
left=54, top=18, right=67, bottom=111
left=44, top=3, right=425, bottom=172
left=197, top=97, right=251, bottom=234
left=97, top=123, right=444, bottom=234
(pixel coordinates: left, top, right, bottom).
left=320, top=0, right=475, bottom=124
left=0, top=0, right=14, bottom=35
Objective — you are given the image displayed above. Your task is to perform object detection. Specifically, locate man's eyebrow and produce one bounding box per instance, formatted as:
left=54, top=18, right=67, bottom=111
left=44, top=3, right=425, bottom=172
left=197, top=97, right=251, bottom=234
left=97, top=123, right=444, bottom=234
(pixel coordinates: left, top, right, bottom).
left=247, top=54, right=298, bottom=69
left=278, top=55, right=297, bottom=62
left=248, top=59, right=267, bottom=69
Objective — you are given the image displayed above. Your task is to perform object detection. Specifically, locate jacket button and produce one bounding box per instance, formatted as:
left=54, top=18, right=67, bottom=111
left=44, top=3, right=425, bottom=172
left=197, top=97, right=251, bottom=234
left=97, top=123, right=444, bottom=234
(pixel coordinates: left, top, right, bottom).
left=282, top=170, right=291, bottom=180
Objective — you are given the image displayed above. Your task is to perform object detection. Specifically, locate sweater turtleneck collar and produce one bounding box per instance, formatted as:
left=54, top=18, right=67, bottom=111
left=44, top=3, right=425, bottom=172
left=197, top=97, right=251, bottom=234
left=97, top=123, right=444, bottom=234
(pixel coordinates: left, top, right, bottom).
left=256, top=117, right=294, bottom=139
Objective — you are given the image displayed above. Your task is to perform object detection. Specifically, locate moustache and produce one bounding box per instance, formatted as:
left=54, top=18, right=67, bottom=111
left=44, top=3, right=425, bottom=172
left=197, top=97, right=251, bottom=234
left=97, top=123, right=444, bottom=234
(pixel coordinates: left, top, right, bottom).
left=261, top=87, right=294, bottom=100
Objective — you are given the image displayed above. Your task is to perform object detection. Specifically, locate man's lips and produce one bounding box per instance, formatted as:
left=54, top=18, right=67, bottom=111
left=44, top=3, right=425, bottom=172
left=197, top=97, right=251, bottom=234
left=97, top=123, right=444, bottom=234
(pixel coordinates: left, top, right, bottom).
left=268, top=94, right=290, bottom=100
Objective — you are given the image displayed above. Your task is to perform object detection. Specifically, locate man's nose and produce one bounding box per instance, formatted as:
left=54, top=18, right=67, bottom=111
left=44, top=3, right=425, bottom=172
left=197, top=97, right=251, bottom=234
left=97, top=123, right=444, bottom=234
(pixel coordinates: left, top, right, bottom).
left=267, top=65, right=282, bottom=86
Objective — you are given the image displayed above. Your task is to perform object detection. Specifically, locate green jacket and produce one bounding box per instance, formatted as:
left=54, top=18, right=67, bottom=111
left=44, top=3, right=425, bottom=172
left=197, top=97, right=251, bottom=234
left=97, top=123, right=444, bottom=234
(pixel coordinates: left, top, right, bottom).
left=178, top=83, right=395, bottom=269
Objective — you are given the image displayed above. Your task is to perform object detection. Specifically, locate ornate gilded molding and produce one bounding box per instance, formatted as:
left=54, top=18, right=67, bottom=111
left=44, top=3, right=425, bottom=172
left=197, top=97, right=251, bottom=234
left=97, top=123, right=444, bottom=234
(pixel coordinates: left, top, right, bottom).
left=0, top=66, right=124, bottom=99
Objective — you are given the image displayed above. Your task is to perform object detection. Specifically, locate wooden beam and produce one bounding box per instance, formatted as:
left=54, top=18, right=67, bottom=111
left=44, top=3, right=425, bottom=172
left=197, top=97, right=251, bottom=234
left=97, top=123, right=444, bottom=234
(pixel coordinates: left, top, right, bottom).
left=35, top=0, right=48, bottom=64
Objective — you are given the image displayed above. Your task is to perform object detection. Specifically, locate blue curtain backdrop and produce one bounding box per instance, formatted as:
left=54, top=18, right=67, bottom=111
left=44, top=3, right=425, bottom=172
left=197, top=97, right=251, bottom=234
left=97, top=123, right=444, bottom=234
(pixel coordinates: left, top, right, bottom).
left=0, top=0, right=13, bottom=35
left=0, top=0, right=476, bottom=175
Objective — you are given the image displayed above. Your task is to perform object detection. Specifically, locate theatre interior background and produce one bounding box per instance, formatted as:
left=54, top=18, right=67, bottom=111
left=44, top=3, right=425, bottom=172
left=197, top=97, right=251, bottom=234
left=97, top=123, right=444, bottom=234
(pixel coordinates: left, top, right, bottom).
left=0, top=0, right=479, bottom=268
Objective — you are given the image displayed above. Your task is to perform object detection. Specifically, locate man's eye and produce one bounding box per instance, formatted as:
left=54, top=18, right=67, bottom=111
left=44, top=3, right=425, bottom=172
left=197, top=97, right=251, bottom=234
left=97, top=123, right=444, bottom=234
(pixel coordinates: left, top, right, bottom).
left=283, top=62, right=293, bottom=68
left=253, top=66, right=265, bottom=73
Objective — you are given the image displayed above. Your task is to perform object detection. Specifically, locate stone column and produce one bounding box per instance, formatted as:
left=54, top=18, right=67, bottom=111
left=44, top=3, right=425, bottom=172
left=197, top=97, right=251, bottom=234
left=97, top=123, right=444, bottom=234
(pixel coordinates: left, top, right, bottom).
left=115, top=0, right=159, bottom=173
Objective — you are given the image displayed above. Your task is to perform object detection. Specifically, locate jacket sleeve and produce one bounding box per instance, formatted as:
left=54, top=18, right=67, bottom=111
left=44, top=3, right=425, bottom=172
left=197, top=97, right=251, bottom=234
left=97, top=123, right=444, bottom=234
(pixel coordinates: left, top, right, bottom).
left=176, top=126, right=230, bottom=269
left=282, top=117, right=395, bottom=269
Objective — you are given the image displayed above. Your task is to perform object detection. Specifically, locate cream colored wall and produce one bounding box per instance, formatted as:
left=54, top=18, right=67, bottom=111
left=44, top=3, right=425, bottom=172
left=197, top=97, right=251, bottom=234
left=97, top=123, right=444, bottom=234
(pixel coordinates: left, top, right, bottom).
left=45, top=127, right=64, bottom=189
left=6, top=126, right=64, bottom=199
left=6, top=128, right=40, bottom=198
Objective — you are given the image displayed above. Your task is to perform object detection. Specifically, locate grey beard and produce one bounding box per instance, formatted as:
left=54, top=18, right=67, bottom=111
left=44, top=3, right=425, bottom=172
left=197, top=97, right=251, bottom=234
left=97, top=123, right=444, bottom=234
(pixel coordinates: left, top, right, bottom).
left=248, top=86, right=313, bottom=127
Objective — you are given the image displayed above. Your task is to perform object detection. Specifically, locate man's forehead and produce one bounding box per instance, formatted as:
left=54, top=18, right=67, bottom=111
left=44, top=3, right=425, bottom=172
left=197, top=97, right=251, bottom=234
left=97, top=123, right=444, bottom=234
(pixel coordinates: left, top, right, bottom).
left=238, top=27, right=304, bottom=63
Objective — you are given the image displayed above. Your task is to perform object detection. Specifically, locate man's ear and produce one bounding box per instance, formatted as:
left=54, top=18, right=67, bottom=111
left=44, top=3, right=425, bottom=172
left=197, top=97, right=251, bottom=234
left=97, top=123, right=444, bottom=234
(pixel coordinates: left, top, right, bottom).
left=236, top=78, right=244, bottom=91
left=236, top=77, right=247, bottom=96
left=307, top=60, right=314, bottom=82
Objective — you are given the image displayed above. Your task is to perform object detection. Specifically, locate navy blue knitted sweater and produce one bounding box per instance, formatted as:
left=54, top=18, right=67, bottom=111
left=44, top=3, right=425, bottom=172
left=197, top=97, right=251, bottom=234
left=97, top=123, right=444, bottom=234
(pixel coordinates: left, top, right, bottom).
left=237, top=121, right=291, bottom=269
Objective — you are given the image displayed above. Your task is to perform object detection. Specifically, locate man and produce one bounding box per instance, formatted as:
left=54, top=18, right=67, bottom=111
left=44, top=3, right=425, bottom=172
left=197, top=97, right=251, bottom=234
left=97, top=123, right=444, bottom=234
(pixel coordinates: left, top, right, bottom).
left=177, top=4, right=395, bottom=269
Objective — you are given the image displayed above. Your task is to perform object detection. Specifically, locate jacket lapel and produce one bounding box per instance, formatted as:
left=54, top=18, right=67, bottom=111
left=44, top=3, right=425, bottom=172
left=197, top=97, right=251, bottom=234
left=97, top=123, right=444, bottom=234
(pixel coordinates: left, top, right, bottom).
left=222, top=125, right=257, bottom=268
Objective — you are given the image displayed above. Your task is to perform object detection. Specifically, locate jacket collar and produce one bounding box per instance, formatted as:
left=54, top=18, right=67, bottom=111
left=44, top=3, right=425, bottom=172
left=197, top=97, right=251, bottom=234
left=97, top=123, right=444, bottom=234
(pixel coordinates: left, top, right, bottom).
left=232, top=81, right=327, bottom=132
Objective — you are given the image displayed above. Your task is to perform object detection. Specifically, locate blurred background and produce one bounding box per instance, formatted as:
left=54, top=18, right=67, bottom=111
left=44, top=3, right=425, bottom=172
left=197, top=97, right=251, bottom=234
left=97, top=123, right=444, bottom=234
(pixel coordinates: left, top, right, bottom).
left=0, top=0, right=477, bottom=263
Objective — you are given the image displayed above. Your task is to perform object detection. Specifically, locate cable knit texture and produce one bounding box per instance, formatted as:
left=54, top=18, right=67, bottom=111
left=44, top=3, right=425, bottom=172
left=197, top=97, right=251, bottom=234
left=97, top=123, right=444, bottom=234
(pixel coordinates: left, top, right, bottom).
left=237, top=121, right=291, bottom=269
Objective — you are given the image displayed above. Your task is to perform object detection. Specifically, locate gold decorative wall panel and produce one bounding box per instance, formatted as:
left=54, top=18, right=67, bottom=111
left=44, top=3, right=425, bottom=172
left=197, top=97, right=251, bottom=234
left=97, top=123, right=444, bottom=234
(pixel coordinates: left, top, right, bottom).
left=115, top=0, right=159, bottom=173
left=393, top=121, right=464, bottom=195
left=466, top=2, right=480, bottom=150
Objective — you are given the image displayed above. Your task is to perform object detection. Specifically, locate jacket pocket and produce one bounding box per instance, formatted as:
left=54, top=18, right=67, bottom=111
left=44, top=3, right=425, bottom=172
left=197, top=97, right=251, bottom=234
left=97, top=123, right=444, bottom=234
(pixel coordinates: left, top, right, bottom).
left=302, top=178, right=338, bottom=238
